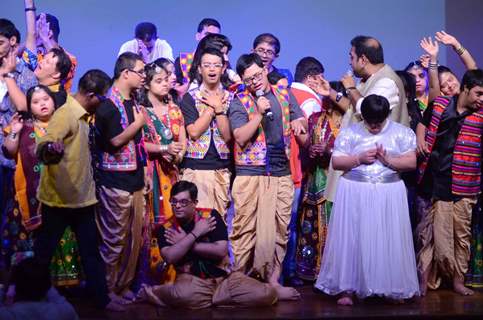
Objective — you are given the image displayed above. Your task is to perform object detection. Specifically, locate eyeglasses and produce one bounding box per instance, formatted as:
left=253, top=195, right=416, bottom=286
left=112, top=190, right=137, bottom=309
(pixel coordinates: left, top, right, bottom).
left=243, top=70, right=264, bottom=86
left=200, top=62, right=224, bottom=69
left=128, top=68, right=146, bottom=77
left=169, top=199, right=193, bottom=208
left=254, top=48, right=276, bottom=57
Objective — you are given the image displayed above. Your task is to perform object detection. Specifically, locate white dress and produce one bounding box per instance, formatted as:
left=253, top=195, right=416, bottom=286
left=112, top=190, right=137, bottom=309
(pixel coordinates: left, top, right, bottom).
left=314, top=120, right=420, bottom=299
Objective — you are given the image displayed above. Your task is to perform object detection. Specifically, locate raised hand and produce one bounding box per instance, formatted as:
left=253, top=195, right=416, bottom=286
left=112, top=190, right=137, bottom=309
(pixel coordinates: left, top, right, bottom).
left=341, top=73, right=356, bottom=89
left=0, top=48, right=18, bottom=75
left=308, top=75, right=330, bottom=97
left=10, top=113, right=24, bottom=133
left=137, top=39, right=150, bottom=63
left=36, top=13, right=51, bottom=43
left=419, top=54, right=430, bottom=69
left=435, top=30, right=459, bottom=48
left=133, top=106, right=146, bottom=126
left=420, top=37, right=439, bottom=59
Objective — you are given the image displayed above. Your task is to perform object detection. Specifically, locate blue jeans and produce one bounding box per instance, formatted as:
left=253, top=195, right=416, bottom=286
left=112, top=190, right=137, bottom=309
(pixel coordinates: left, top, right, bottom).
left=282, top=187, right=302, bottom=280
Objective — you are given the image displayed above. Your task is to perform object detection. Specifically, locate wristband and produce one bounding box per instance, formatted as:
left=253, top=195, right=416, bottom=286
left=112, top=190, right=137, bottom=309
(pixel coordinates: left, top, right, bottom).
left=455, top=46, right=466, bottom=56
left=190, top=231, right=198, bottom=240
left=215, top=110, right=226, bottom=116
left=159, top=144, right=169, bottom=153
left=25, top=7, right=36, bottom=11
left=8, top=131, right=17, bottom=139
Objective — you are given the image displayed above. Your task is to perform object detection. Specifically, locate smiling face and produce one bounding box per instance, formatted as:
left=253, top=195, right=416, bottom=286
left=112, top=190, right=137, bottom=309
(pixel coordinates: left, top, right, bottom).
left=439, top=71, right=460, bottom=96
left=29, top=89, right=55, bottom=122
left=198, top=53, right=225, bottom=86
left=462, top=85, right=483, bottom=111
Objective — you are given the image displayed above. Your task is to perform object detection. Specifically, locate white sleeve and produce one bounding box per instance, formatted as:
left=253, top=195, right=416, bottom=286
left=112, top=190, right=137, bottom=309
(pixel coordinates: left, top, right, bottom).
left=299, top=98, right=321, bottom=118
left=355, top=78, right=399, bottom=114
left=161, top=40, right=174, bottom=61
left=118, top=40, right=136, bottom=56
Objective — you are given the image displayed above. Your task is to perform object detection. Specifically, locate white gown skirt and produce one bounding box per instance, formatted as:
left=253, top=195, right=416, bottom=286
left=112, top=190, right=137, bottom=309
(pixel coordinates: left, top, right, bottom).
left=314, top=176, right=420, bottom=299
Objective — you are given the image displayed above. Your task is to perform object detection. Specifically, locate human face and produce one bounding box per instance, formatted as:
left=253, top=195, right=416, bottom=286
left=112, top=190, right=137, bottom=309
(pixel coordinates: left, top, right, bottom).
left=349, top=47, right=364, bottom=78
left=147, top=69, right=170, bottom=98
left=242, top=63, right=269, bottom=93
left=253, top=42, right=277, bottom=69
left=170, top=191, right=197, bottom=221
left=463, top=85, right=483, bottom=111
left=364, top=119, right=386, bottom=135
left=127, top=60, right=146, bottom=89
left=163, top=62, right=177, bottom=89
left=407, top=66, right=427, bottom=96
left=34, top=51, right=59, bottom=84
left=196, top=25, right=220, bottom=41
left=198, top=53, right=225, bottom=86
left=142, top=38, right=156, bottom=52
left=30, top=89, right=55, bottom=122
left=439, top=71, right=460, bottom=96
left=0, top=35, right=15, bottom=59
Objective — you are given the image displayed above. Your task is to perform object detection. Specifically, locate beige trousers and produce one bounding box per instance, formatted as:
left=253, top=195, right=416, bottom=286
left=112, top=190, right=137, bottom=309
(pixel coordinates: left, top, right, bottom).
left=417, top=197, right=476, bottom=288
left=138, top=272, right=277, bottom=309
left=181, top=168, right=231, bottom=217
left=230, top=175, right=294, bottom=280
left=96, top=186, right=144, bottom=294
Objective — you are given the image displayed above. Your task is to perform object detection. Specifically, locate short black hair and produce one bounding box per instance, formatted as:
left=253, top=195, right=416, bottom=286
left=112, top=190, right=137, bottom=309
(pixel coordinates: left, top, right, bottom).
left=361, top=94, right=390, bottom=124
left=113, top=52, right=143, bottom=80
left=50, top=48, right=72, bottom=82
left=461, top=69, right=483, bottom=92
left=268, top=71, right=287, bottom=85
left=11, top=257, right=51, bottom=302
left=396, top=70, right=420, bottom=130
left=294, top=56, right=325, bottom=83
left=437, top=65, right=453, bottom=75
left=0, top=18, right=20, bottom=43
left=189, top=33, right=232, bottom=84
left=351, top=35, right=384, bottom=65
left=78, top=69, right=111, bottom=95
left=236, top=53, right=264, bottom=78
left=197, top=18, right=221, bottom=33
left=135, top=22, right=157, bottom=41
left=36, top=14, right=60, bottom=42
left=404, top=60, right=425, bottom=72
left=26, top=85, right=56, bottom=115
left=171, top=180, right=198, bottom=201
left=253, top=33, right=281, bottom=55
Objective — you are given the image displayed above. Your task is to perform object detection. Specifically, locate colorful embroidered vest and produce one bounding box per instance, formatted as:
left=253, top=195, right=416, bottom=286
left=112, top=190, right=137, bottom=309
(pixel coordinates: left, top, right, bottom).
left=185, top=88, right=232, bottom=160
left=234, top=85, right=291, bottom=166
left=100, top=87, right=138, bottom=171
left=417, top=96, right=483, bottom=196
left=179, top=52, right=194, bottom=84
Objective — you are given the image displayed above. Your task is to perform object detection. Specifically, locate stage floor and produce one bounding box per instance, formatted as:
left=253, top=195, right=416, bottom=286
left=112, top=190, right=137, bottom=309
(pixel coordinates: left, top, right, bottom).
left=72, top=285, right=483, bottom=319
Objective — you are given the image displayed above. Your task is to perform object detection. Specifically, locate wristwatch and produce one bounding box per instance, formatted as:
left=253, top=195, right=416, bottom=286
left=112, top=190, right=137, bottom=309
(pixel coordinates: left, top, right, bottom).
left=215, top=109, right=227, bottom=116
left=345, top=87, right=356, bottom=96
left=2, top=72, right=16, bottom=79
left=335, top=91, right=344, bottom=102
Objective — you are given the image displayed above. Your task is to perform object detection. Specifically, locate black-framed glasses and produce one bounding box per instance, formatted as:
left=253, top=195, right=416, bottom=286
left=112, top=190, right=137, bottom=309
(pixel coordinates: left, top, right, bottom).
left=254, top=48, right=275, bottom=57
left=169, top=199, right=193, bottom=208
left=128, top=68, right=146, bottom=77
left=243, top=70, right=264, bottom=86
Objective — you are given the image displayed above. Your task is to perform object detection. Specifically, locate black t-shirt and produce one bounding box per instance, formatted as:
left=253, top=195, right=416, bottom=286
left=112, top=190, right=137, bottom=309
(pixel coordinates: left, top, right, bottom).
left=228, top=89, right=304, bottom=176
left=180, top=93, right=231, bottom=170
left=420, top=96, right=474, bottom=201
left=157, top=209, right=228, bottom=279
left=53, top=89, right=67, bottom=109
left=95, top=99, right=144, bottom=193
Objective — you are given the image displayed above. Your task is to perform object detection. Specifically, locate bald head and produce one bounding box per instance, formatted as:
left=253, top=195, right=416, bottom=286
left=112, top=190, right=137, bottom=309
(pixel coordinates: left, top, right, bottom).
left=351, top=35, right=384, bottom=65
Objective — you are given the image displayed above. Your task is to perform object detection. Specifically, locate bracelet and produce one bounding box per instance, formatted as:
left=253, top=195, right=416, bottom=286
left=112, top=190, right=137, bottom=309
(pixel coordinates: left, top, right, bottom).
left=25, top=7, right=36, bottom=11
left=159, top=144, right=169, bottom=153
left=8, top=131, right=17, bottom=139
left=455, top=46, right=466, bottom=56
left=428, top=62, right=438, bottom=70
left=189, top=231, right=198, bottom=240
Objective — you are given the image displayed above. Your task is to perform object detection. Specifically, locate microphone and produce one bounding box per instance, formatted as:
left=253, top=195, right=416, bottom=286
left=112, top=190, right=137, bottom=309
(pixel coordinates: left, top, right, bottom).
left=255, top=89, right=273, bottom=121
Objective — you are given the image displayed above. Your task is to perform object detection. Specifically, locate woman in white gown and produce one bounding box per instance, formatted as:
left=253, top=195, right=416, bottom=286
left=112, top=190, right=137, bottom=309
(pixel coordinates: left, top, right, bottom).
left=314, top=95, right=420, bottom=305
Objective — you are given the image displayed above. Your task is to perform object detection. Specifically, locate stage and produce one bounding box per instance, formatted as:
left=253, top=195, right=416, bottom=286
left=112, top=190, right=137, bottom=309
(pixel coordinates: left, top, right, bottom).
left=72, top=285, right=483, bottom=319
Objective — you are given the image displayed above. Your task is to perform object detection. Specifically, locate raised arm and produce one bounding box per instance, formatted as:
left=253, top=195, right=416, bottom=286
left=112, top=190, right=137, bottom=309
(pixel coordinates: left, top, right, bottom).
left=420, top=37, right=440, bottom=103
left=435, top=31, right=477, bottom=70
left=24, top=0, right=37, bottom=53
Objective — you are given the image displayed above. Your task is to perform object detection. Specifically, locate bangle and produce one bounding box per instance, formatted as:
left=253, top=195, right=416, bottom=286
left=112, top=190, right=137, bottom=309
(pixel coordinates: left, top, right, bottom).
left=215, top=110, right=226, bottom=116
left=428, top=62, right=438, bottom=70
left=190, top=231, right=198, bottom=240
left=159, top=144, right=168, bottom=153
left=8, top=131, right=17, bottom=139
left=455, top=46, right=466, bottom=56
left=25, top=7, right=36, bottom=11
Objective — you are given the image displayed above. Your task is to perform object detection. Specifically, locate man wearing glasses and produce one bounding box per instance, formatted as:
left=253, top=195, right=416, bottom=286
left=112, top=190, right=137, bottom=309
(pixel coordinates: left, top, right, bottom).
left=252, top=33, right=294, bottom=85
left=137, top=180, right=278, bottom=308
left=179, top=48, right=233, bottom=219
left=228, top=53, right=307, bottom=300
left=94, top=52, right=147, bottom=304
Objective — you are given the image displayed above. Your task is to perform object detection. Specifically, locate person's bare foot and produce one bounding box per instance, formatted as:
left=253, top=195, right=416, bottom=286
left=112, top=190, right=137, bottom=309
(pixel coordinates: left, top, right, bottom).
left=121, top=289, right=136, bottom=302
left=272, top=283, right=301, bottom=301
left=337, top=293, right=354, bottom=306
left=453, top=278, right=474, bottom=296
left=105, top=300, right=126, bottom=312
left=108, top=292, right=131, bottom=305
